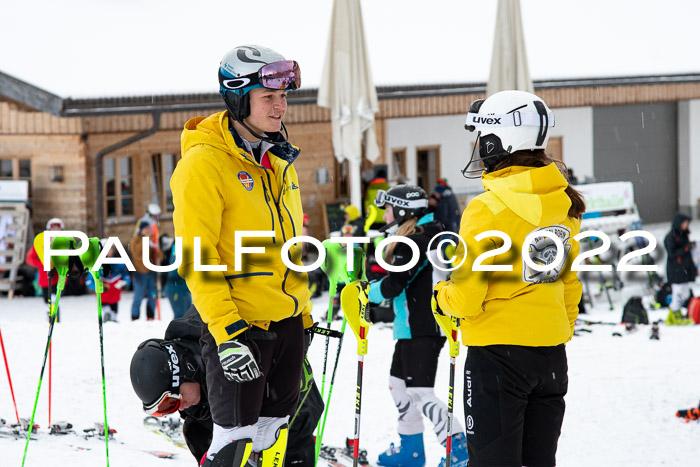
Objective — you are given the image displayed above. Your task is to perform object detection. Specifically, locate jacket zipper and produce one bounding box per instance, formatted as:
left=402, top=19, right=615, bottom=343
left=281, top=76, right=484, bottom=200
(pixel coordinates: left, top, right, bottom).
left=260, top=176, right=276, bottom=243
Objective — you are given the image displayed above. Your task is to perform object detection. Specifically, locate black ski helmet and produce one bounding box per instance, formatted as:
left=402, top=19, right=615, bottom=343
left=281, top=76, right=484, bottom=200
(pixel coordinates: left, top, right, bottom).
left=130, top=339, right=182, bottom=407
left=374, top=184, right=429, bottom=232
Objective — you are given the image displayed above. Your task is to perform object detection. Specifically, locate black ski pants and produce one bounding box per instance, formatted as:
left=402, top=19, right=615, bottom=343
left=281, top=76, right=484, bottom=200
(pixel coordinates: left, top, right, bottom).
left=464, top=344, right=568, bottom=467
left=200, top=315, right=304, bottom=427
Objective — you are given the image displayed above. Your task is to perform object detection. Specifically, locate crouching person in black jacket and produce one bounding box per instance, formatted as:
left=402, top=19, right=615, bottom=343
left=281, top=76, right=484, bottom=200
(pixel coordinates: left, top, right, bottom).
left=130, top=306, right=323, bottom=465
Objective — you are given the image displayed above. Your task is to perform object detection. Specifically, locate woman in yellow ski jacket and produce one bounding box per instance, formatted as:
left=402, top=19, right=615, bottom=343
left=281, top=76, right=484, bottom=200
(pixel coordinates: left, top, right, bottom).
left=434, top=90, right=585, bottom=467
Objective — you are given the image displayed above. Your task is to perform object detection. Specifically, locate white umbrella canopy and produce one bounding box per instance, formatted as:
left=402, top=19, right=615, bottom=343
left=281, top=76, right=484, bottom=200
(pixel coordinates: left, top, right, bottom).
left=317, top=0, right=380, bottom=210
left=486, top=0, right=534, bottom=96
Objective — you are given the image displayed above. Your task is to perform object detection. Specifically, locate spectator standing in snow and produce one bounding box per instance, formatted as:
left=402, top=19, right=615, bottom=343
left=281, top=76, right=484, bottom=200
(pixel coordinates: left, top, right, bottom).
left=664, top=213, right=696, bottom=325
left=25, top=218, right=63, bottom=319
left=86, top=240, right=130, bottom=322
left=130, top=221, right=161, bottom=321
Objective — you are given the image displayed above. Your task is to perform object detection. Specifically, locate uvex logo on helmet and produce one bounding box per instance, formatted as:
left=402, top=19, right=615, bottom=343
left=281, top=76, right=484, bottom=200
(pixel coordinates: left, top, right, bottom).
left=165, top=344, right=180, bottom=389
left=470, top=116, right=502, bottom=125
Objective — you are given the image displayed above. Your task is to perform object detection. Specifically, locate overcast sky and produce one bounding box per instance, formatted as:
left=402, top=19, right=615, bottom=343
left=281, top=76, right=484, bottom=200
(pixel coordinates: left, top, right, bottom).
left=2, top=0, right=699, bottom=98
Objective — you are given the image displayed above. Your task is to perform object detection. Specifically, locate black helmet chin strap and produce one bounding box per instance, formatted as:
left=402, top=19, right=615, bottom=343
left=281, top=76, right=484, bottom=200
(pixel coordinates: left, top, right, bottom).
left=235, top=117, right=290, bottom=147
left=223, top=91, right=290, bottom=146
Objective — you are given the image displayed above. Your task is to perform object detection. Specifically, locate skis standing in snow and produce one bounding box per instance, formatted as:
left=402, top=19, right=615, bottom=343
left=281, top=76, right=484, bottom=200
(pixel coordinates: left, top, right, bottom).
left=170, top=44, right=310, bottom=467
left=369, top=185, right=468, bottom=467
left=434, top=91, right=586, bottom=467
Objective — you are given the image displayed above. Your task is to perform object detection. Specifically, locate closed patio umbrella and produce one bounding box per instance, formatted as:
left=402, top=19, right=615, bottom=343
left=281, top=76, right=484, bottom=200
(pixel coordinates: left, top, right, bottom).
left=487, top=0, right=534, bottom=96
left=318, top=0, right=380, bottom=209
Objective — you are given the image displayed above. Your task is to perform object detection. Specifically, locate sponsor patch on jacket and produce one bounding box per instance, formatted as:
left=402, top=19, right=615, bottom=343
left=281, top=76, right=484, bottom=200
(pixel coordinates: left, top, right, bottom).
left=238, top=171, right=254, bottom=191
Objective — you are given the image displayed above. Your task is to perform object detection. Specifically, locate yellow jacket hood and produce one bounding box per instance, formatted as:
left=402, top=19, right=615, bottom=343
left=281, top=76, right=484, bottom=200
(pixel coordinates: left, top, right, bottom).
left=172, top=111, right=311, bottom=345
left=482, top=163, right=571, bottom=227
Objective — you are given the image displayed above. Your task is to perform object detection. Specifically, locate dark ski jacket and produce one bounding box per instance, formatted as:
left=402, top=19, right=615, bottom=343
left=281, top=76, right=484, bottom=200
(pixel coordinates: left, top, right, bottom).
left=164, top=307, right=211, bottom=424
left=664, top=213, right=697, bottom=284
left=368, top=213, right=443, bottom=339
left=433, top=185, right=461, bottom=234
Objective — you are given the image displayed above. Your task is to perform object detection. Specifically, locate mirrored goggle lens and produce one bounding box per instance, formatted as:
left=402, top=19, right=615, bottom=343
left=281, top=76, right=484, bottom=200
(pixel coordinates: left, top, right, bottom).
left=144, top=392, right=181, bottom=417
left=374, top=190, right=387, bottom=208
left=259, top=60, right=301, bottom=90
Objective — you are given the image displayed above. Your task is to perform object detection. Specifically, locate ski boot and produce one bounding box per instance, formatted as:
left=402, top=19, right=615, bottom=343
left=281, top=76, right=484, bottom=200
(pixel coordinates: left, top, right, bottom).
left=377, top=433, right=425, bottom=467
left=666, top=310, right=693, bottom=325
left=201, top=438, right=253, bottom=467
left=259, top=423, right=288, bottom=467
left=437, top=432, right=468, bottom=467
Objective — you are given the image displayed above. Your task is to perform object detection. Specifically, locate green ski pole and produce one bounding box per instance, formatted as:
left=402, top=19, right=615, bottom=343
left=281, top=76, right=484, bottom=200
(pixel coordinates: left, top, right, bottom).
left=80, top=237, right=110, bottom=466
left=314, top=245, right=367, bottom=464
left=22, top=235, right=71, bottom=467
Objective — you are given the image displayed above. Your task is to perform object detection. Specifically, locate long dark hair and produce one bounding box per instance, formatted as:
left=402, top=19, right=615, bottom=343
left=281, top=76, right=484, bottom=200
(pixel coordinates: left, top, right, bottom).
left=492, top=150, right=586, bottom=219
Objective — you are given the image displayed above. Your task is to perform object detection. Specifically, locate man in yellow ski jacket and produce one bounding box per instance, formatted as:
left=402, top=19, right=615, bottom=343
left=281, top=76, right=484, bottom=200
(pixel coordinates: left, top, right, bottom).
left=170, top=45, right=311, bottom=467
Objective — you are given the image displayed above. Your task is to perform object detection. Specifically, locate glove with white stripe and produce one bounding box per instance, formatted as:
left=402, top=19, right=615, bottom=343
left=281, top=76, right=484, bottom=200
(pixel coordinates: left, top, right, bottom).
left=217, top=338, right=262, bottom=383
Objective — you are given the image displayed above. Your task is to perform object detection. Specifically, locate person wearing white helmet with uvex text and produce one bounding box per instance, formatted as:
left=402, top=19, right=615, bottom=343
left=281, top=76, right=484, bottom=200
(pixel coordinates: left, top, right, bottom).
left=170, top=45, right=312, bottom=467
left=434, top=90, right=585, bottom=467
left=370, top=185, right=469, bottom=467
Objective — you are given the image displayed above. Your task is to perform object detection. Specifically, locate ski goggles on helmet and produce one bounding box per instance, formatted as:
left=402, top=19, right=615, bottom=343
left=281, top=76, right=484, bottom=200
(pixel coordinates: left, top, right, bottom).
left=374, top=190, right=428, bottom=210
left=143, top=391, right=181, bottom=417
left=219, top=60, right=301, bottom=93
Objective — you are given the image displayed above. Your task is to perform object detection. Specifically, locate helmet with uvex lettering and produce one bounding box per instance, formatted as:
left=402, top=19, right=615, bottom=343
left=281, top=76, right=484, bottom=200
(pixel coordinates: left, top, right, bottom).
left=130, top=339, right=198, bottom=414
left=218, top=45, right=301, bottom=123
left=462, top=90, right=555, bottom=176
left=374, top=184, right=429, bottom=229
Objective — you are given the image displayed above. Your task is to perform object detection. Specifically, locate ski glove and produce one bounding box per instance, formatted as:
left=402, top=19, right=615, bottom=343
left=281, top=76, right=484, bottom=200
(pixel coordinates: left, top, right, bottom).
left=218, top=338, right=262, bottom=383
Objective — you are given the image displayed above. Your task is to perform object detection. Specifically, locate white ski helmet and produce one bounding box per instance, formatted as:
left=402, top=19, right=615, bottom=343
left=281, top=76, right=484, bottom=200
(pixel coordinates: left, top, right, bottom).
left=45, top=218, right=64, bottom=230
left=463, top=90, right=555, bottom=173
left=147, top=203, right=161, bottom=217
left=218, top=45, right=301, bottom=122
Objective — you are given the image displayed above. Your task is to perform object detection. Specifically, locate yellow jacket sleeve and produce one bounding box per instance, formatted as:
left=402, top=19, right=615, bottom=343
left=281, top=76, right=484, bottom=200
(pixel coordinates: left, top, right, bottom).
left=171, top=146, right=247, bottom=345
left=435, top=201, right=495, bottom=318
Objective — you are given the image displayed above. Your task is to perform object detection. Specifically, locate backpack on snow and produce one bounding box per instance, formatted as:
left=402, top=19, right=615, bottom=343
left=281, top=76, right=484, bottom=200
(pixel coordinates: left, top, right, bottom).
left=621, top=296, right=649, bottom=325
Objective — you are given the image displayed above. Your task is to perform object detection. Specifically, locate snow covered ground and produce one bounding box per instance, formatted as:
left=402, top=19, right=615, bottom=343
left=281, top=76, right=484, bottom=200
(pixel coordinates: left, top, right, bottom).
left=2, top=221, right=700, bottom=466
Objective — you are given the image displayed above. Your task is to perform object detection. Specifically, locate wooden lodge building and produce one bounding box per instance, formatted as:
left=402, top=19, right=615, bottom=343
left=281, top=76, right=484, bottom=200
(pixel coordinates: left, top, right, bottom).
left=2, top=70, right=700, bottom=244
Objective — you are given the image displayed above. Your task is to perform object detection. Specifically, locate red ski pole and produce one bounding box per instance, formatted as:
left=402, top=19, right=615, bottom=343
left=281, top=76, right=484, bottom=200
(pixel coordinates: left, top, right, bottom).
left=0, top=327, right=20, bottom=424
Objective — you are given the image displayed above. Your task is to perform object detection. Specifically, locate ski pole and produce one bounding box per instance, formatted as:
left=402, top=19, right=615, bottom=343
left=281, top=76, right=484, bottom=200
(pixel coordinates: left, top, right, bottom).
left=0, top=327, right=20, bottom=424
left=313, top=317, right=347, bottom=464
left=22, top=235, right=72, bottom=467
left=341, top=280, right=372, bottom=467
left=432, top=293, right=461, bottom=467
left=80, top=237, right=110, bottom=466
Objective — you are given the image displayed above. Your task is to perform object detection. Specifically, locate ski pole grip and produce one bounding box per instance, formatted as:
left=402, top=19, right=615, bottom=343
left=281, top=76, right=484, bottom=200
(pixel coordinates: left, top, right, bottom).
left=341, top=281, right=372, bottom=355
left=432, top=291, right=460, bottom=357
